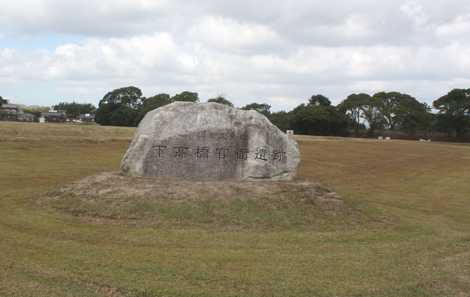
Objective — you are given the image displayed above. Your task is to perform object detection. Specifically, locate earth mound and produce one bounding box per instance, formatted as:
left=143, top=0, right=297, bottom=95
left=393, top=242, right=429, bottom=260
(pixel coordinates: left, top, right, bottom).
left=41, top=172, right=361, bottom=230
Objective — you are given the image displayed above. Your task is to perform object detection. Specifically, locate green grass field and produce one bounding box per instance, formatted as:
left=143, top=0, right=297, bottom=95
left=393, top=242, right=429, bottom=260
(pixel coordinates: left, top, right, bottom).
left=1, top=122, right=470, bottom=297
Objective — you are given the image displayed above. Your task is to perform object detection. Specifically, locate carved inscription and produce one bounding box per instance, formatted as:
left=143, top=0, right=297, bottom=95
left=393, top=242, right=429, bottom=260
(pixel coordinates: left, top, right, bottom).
left=196, top=147, right=209, bottom=160
left=254, top=147, right=268, bottom=161
left=153, top=145, right=167, bottom=158
left=272, top=150, right=287, bottom=162
left=235, top=148, right=249, bottom=161
left=174, top=146, right=189, bottom=159
left=216, top=147, right=230, bottom=160
left=152, top=145, right=287, bottom=162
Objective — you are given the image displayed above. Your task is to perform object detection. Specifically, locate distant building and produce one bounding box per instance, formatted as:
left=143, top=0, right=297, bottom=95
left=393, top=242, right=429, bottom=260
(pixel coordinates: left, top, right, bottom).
left=0, top=100, right=36, bottom=122
left=17, top=112, right=36, bottom=122
left=1, top=103, right=20, bottom=113
left=40, top=111, right=67, bottom=123
left=0, top=102, right=20, bottom=121
left=78, top=113, right=95, bottom=123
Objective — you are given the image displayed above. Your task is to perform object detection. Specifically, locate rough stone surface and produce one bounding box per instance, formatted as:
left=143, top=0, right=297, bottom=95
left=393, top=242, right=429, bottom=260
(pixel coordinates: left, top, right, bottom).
left=121, top=102, right=300, bottom=180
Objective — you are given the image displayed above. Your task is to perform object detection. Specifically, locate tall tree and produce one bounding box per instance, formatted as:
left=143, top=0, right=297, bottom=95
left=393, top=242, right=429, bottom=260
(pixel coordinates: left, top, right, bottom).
left=53, top=102, right=96, bottom=119
left=142, top=94, right=172, bottom=112
left=0, top=96, right=6, bottom=105
left=96, top=86, right=143, bottom=126
left=269, top=111, right=292, bottom=132
left=241, top=103, right=271, bottom=116
left=309, top=94, right=331, bottom=106
left=338, top=93, right=384, bottom=135
left=290, top=103, right=348, bottom=136
left=23, top=106, right=50, bottom=118
left=171, top=91, right=199, bottom=103
left=393, top=99, right=432, bottom=133
left=360, top=95, right=385, bottom=135
left=109, top=106, right=140, bottom=127
left=373, top=92, right=427, bottom=131
left=399, top=103, right=433, bottom=135
left=101, top=86, right=143, bottom=109
left=338, top=93, right=369, bottom=136
left=95, top=103, right=116, bottom=126
left=137, top=93, right=172, bottom=122
left=208, top=96, right=234, bottom=107
left=433, top=89, right=470, bottom=138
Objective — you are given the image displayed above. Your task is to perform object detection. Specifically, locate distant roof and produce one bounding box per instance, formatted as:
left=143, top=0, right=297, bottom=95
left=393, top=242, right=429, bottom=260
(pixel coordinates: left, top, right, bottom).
left=18, top=113, right=35, bottom=118
left=1, top=104, right=19, bottom=109
left=41, top=112, right=66, bottom=117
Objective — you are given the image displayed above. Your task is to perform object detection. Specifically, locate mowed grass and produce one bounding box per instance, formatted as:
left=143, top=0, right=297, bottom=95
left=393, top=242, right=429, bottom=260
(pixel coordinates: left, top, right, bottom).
left=1, top=122, right=470, bottom=297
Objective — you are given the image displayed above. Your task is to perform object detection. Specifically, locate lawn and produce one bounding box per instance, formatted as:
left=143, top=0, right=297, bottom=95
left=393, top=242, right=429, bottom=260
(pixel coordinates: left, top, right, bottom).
left=1, top=122, right=470, bottom=297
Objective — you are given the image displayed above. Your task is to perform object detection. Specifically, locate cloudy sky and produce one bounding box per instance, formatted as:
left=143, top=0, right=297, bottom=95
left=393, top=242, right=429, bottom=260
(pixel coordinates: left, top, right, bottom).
left=1, top=0, right=470, bottom=110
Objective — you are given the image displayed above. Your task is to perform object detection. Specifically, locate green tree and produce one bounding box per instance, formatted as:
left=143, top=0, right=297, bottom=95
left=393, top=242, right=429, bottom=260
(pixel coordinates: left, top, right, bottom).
left=290, top=103, right=348, bottom=136
left=339, top=93, right=384, bottom=136
left=0, top=96, right=6, bottom=105
left=208, top=96, right=234, bottom=107
left=338, top=93, right=370, bottom=136
left=399, top=103, right=433, bottom=135
left=95, top=103, right=115, bottom=126
left=360, top=95, right=385, bottom=136
left=53, top=102, right=96, bottom=119
left=241, top=103, right=271, bottom=116
left=309, top=94, right=331, bottom=106
left=339, top=94, right=385, bottom=136
left=23, top=106, right=50, bottom=118
left=171, top=91, right=199, bottom=103
left=268, top=111, right=292, bottom=132
left=373, top=92, right=427, bottom=131
left=96, top=86, right=143, bottom=126
left=137, top=93, right=172, bottom=122
left=101, top=86, right=143, bottom=109
left=109, top=106, right=140, bottom=127
left=433, top=89, right=470, bottom=138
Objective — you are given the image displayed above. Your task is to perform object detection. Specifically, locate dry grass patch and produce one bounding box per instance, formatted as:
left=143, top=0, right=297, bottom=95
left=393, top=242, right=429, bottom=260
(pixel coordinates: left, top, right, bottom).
left=0, top=121, right=134, bottom=142
left=39, top=172, right=365, bottom=231
left=2, top=122, right=470, bottom=297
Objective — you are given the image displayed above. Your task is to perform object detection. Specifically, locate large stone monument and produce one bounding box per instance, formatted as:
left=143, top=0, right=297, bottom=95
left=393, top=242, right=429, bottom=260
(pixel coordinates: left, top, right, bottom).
left=121, top=102, right=300, bottom=181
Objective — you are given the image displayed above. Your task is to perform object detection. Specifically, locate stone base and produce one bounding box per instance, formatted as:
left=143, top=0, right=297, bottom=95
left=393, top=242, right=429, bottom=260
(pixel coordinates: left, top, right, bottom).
left=40, top=172, right=354, bottom=229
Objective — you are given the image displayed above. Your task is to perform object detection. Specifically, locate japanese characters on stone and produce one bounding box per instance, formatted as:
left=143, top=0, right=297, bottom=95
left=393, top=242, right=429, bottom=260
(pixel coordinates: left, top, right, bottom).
left=152, top=144, right=287, bottom=162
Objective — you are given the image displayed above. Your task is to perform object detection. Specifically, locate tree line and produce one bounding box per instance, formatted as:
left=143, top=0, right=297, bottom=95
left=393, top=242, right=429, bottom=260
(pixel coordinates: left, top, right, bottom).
left=26, top=86, right=470, bottom=141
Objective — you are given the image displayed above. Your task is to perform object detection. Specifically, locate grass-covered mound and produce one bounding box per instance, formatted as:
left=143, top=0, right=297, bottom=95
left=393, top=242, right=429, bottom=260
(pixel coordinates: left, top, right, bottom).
left=40, top=172, right=362, bottom=230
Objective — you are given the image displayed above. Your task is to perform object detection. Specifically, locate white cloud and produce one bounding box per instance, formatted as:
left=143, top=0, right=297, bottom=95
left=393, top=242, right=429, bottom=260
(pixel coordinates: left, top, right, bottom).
left=436, top=14, right=470, bottom=38
left=401, top=1, right=429, bottom=28
left=2, top=0, right=470, bottom=108
left=189, top=16, right=282, bottom=54
left=45, top=33, right=195, bottom=80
